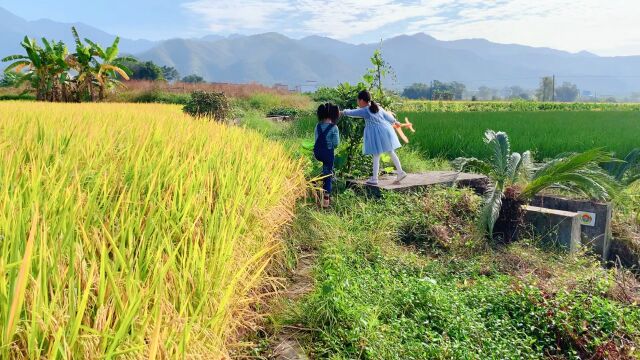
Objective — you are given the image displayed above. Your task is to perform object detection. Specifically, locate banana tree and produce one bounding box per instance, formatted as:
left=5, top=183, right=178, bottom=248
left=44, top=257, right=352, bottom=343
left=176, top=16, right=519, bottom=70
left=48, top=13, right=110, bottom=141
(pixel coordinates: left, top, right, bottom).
left=456, top=130, right=618, bottom=242
left=2, top=36, right=49, bottom=100
left=2, top=36, right=70, bottom=101
left=67, top=26, right=98, bottom=101
left=40, top=38, right=70, bottom=101
left=84, top=37, right=135, bottom=100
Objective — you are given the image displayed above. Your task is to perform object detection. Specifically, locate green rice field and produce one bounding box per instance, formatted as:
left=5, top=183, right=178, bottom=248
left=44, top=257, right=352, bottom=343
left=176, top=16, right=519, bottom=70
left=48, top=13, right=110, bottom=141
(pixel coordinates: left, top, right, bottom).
left=398, top=111, right=640, bottom=159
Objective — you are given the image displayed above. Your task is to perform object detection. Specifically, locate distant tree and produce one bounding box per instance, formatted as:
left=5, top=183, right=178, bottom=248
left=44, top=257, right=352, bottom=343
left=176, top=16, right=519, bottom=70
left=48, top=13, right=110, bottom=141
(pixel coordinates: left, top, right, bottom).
left=506, top=86, right=530, bottom=100
left=182, top=74, right=205, bottom=84
left=402, top=81, right=465, bottom=101
left=450, top=81, right=466, bottom=100
left=537, top=76, right=554, bottom=101
left=477, top=86, right=499, bottom=101
left=628, top=92, right=640, bottom=102
left=402, top=83, right=430, bottom=99
left=161, top=65, right=179, bottom=82
left=124, top=61, right=164, bottom=81
left=431, top=81, right=453, bottom=100
left=554, top=81, right=579, bottom=102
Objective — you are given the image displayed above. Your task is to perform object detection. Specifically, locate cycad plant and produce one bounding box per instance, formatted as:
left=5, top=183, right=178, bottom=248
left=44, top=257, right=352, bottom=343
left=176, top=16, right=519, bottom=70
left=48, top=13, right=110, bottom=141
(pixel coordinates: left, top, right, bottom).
left=456, top=130, right=618, bottom=242
left=604, top=148, right=640, bottom=187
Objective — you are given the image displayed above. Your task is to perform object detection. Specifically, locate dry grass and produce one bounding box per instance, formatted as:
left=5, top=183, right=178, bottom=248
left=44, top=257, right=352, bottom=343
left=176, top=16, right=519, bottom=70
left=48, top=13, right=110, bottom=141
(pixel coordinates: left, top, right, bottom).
left=123, top=80, right=291, bottom=98
left=0, top=102, right=306, bottom=358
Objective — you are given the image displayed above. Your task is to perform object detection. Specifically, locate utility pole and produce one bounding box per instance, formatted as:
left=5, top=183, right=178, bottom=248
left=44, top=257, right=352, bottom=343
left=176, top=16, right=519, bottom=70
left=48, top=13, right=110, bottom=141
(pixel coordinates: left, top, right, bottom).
left=552, top=74, right=555, bottom=102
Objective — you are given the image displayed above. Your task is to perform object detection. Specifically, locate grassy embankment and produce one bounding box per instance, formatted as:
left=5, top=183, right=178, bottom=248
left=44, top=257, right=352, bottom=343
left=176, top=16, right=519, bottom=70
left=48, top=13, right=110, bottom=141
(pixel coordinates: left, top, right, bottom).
left=0, top=102, right=306, bottom=358
left=237, top=111, right=640, bottom=359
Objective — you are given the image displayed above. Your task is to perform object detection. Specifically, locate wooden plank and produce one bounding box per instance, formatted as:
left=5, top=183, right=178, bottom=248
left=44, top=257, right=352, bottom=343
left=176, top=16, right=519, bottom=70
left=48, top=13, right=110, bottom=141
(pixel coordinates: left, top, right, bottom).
left=346, top=171, right=488, bottom=195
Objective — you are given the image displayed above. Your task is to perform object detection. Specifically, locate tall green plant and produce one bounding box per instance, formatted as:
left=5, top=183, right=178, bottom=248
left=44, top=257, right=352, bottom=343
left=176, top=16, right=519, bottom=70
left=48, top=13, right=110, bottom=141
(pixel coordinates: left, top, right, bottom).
left=363, top=47, right=396, bottom=110
left=83, top=36, right=135, bottom=100
left=67, top=26, right=98, bottom=101
left=3, top=37, right=52, bottom=100
left=457, top=130, right=618, bottom=240
left=3, top=28, right=135, bottom=102
left=604, top=148, right=640, bottom=187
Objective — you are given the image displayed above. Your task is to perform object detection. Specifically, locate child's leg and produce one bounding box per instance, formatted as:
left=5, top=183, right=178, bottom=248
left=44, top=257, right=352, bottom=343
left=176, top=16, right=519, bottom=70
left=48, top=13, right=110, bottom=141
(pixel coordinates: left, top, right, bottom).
left=322, top=154, right=334, bottom=195
left=372, top=153, right=381, bottom=180
left=388, top=150, right=404, bottom=174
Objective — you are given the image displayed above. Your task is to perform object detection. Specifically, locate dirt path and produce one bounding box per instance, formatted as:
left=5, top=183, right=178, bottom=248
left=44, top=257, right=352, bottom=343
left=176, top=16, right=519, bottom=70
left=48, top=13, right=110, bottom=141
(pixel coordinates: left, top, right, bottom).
left=269, top=253, right=316, bottom=360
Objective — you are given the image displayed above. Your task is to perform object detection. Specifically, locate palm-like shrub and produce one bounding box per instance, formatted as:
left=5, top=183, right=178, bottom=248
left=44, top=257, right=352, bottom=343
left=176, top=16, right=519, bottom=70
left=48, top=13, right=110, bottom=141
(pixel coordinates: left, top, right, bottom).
left=604, top=148, right=640, bottom=187
left=456, top=130, right=618, bottom=241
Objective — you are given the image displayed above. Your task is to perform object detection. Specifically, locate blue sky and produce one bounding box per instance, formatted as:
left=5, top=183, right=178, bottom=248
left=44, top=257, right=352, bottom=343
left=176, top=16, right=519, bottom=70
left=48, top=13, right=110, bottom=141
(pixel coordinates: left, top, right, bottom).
left=2, top=0, right=640, bottom=56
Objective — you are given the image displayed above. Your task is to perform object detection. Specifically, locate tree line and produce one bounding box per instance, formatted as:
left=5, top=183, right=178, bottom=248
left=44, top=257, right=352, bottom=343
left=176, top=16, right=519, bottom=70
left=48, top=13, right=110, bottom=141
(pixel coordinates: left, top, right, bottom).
left=1, top=27, right=206, bottom=102
left=122, top=61, right=204, bottom=84
left=402, top=78, right=581, bottom=102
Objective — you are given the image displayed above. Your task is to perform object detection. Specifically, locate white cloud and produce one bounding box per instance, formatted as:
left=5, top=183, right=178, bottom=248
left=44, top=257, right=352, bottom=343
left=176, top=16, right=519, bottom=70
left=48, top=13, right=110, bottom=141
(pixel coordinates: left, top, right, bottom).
left=182, top=0, right=640, bottom=55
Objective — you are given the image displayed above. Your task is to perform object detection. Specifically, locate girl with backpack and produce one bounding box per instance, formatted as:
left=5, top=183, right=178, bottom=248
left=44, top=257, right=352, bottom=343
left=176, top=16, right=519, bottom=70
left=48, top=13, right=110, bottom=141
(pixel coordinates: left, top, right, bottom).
left=314, top=103, right=340, bottom=208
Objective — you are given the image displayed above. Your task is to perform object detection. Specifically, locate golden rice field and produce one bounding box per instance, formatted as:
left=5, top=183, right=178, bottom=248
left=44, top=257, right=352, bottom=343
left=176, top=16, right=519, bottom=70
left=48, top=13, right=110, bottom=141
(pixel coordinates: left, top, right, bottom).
left=0, top=102, right=306, bottom=359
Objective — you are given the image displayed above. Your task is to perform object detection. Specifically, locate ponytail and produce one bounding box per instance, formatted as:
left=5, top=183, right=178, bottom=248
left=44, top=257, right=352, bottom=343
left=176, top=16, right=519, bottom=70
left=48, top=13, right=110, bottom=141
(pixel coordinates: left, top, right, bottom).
left=357, top=90, right=379, bottom=113
left=369, top=100, right=379, bottom=114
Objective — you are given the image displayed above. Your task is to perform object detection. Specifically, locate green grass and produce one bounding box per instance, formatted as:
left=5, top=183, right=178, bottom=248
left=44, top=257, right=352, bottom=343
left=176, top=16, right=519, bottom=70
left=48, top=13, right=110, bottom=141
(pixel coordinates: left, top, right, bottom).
left=281, top=190, right=640, bottom=359
left=399, top=100, right=640, bottom=113
left=399, top=111, right=640, bottom=160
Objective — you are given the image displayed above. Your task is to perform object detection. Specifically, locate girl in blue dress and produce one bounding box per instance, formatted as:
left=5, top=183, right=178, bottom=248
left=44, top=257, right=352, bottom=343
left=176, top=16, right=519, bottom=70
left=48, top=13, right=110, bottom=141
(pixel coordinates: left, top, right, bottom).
left=341, top=90, right=407, bottom=185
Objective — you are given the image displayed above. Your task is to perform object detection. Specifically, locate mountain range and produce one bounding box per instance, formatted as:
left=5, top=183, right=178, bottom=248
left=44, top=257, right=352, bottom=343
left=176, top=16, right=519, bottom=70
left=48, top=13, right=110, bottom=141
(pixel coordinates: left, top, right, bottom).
left=2, top=6, right=640, bottom=96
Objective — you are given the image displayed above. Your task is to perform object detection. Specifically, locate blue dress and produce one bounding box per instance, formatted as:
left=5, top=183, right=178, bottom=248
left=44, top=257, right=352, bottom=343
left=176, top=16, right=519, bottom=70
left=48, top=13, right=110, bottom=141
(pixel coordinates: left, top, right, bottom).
left=342, top=107, right=401, bottom=155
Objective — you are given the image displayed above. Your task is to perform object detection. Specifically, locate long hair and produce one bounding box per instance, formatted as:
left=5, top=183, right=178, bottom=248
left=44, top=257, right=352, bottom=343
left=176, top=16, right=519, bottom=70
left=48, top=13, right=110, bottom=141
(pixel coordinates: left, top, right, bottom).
left=327, top=103, right=340, bottom=124
left=357, top=90, right=379, bottom=113
left=318, top=103, right=340, bottom=124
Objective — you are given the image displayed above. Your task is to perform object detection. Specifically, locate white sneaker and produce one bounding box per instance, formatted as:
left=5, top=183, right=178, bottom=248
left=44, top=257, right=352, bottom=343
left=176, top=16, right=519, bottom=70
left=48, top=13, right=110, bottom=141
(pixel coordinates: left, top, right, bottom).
left=395, top=171, right=408, bottom=183
left=365, top=177, right=379, bottom=185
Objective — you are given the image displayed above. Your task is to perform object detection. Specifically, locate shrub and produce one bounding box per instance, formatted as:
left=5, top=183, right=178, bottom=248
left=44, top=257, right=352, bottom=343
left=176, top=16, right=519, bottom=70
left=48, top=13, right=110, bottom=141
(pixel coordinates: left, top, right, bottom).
left=0, top=94, right=36, bottom=101
left=399, top=188, right=482, bottom=254
left=128, top=89, right=190, bottom=104
left=183, top=90, right=230, bottom=121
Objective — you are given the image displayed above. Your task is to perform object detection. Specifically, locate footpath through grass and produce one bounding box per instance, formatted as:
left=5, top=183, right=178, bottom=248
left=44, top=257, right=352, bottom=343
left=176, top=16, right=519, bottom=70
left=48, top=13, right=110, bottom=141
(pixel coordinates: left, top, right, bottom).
left=274, top=190, right=640, bottom=359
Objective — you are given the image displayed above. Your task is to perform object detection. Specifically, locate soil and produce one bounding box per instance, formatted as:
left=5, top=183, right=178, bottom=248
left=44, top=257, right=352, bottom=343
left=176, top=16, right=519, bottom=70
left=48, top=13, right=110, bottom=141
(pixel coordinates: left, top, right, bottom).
left=269, top=254, right=316, bottom=360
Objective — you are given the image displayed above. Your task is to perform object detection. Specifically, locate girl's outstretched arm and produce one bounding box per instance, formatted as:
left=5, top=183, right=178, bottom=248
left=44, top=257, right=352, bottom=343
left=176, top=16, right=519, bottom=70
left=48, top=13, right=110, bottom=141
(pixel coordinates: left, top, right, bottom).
left=381, top=108, right=399, bottom=125
left=341, top=107, right=369, bottom=118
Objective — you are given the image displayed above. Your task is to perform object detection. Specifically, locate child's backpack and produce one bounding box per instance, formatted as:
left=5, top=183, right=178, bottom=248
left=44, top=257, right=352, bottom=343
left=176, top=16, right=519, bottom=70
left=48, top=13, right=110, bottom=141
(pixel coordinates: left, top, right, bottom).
left=314, top=123, right=335, bottom=161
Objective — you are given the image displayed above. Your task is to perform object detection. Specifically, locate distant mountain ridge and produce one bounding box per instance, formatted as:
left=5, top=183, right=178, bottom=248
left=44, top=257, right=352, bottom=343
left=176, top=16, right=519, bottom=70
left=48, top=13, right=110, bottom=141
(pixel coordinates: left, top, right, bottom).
left=140, top=32, right=640, bottom=95
left=2, top=6, right=639, bottom=95
left=0, top=7, right=156, bottom=57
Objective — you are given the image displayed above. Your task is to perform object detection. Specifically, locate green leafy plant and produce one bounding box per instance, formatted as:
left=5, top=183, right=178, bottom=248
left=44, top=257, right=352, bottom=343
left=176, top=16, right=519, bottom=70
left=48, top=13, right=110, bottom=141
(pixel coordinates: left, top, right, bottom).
left=2, top=27, right=134, bottom=102
left=456, top=130, right=618, bottom=241
left=604, top=148, right=640, bottom=187
left=363, top=47, right=397, bottom=110
left=183, top=90, right=231, bottom=121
